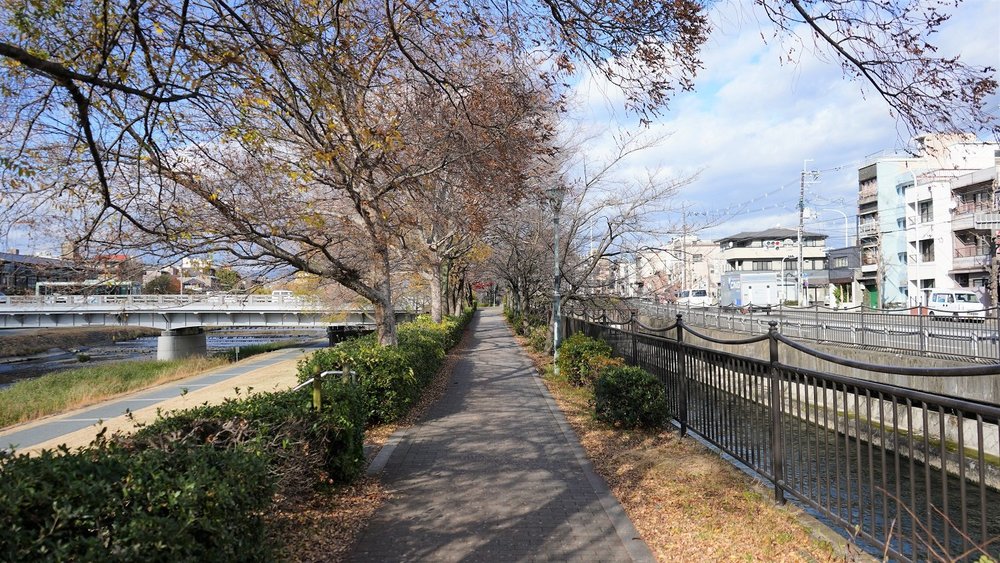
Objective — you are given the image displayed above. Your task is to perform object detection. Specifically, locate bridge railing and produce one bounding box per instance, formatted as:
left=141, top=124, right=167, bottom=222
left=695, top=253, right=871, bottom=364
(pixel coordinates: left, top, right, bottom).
left=564, top=312, right=1000, bottom=561
left=637, top=301, right=1000, bottom=363
left=0, top=293, right=323, bottom=309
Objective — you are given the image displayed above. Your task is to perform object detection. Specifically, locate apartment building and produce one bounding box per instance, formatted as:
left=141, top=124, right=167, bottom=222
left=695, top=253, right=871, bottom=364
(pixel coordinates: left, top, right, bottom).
left=716, top=227, right=828, bottom=304
left=859, top=134, right=999, bottom=307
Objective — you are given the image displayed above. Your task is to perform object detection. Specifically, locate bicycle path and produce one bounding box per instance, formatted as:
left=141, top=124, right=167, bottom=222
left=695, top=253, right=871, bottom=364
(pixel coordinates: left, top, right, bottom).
left=1, top=345, right=319, bottom=453
left=350, top=309, right=653, bottom=562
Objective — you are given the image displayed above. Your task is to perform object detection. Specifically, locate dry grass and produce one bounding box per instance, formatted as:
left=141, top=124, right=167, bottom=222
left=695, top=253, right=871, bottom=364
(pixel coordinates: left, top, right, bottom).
left=520, top=339, right=851, bottom=562
left=0, top=356, right=229, bottom=428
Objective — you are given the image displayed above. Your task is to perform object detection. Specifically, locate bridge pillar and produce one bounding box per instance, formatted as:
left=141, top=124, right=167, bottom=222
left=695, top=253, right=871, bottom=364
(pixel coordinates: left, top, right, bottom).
left=157, top=326, right=208, bottom=360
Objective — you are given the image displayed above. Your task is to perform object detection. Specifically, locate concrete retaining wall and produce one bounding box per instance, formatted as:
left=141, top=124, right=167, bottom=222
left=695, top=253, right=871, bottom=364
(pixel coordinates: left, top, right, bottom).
left=638, top=314, right=1000, bottom=405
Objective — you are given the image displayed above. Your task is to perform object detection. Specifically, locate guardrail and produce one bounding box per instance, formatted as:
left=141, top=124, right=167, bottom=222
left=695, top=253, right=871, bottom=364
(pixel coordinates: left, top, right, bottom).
left=637, top=302, right=1000, bottom=363
left=564, top=312, right=1000, bottom=561
left=0, top=294, right=321, bottom=307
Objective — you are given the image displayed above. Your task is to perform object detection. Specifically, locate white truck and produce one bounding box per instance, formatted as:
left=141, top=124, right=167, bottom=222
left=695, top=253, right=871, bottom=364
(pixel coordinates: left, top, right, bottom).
left=719, top=272, right=785, bottom=311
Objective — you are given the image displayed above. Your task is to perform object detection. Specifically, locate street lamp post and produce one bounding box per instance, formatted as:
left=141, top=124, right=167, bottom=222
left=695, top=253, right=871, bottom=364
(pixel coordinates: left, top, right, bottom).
left=548, top=187, right=565, bottom=375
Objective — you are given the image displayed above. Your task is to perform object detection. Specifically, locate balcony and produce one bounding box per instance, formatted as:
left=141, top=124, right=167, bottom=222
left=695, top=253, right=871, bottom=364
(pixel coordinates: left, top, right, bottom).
left=952, top=246, right=991, bottom=272
left=858, top=222, right=879, bottom=238
left=858, top=188, right=877, bottom=205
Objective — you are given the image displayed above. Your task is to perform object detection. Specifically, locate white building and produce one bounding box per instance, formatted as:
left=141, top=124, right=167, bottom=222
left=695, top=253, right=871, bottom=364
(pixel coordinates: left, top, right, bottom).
left=877, top=135, right=999, bottom=306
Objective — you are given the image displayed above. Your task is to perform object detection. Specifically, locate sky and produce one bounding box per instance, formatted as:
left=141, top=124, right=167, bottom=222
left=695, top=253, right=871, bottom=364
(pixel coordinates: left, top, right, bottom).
left=567, top=0, right=1000, bottom=250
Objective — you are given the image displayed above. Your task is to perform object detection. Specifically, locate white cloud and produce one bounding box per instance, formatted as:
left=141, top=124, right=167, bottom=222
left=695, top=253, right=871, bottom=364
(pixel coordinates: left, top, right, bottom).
left=567, top=0, right=1000, bottom=245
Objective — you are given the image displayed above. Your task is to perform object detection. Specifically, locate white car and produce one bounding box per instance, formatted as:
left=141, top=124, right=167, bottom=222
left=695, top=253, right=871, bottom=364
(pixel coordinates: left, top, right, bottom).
left=926, top=288, right=986, bottom=321
left=677, top=289, right=713, bottom=307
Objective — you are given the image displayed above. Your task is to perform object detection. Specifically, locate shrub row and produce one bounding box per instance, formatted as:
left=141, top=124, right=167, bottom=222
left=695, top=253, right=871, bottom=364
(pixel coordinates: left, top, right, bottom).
left=0, top=309, right=477, bottom=560
left=550, top=332, right=670, bottom=430
left=557, top=332, right=622, bottom=387
left=297, top=308, right=476, bottom=425
left=0, top=443, right=273, bottom=562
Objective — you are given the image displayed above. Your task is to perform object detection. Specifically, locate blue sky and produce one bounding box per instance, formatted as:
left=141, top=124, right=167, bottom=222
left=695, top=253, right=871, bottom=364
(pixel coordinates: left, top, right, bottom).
left=568, top=0, right=1000, bottom=249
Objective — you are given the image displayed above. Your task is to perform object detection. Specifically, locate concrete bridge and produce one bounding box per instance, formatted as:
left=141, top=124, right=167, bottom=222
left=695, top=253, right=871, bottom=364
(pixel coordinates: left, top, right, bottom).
left=0, top=294, right=406, bottom=359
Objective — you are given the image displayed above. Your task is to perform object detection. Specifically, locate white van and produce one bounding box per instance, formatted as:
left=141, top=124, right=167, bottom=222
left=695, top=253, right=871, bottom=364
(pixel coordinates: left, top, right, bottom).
left=926, top=288, right=985, bottom=320
left=677, top=289, right=712, bottom=307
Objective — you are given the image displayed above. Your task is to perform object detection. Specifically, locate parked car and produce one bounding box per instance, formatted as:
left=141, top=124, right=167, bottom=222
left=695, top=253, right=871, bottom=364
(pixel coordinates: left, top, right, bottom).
left=926, top=288, right=986, bottom=321
left=677, top=288, right=713, bottom=307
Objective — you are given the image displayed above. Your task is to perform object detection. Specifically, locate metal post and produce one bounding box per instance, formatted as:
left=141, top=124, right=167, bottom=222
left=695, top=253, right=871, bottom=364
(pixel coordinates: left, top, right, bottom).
left=768, top=320, right=786, bottom=504
left=676, top=314, right=688, bottom=438
left=631, top=313, right=638, bottom=363
left=312, top=369, right=323, bottom=411
left=919, top=308, right=927, bottom=356
left=552, top=191, right=563, bottom=376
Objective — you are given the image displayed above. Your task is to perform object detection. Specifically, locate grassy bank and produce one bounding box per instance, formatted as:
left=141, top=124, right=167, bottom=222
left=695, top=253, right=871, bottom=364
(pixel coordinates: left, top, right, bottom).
left=0, top=327, right=160, bottom=358
left=0, top=357, right=228, bottom=429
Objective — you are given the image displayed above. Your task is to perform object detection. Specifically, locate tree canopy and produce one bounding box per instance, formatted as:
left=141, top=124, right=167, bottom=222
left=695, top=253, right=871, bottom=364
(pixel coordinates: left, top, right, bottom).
left=0, top=0, right=995, bottom=344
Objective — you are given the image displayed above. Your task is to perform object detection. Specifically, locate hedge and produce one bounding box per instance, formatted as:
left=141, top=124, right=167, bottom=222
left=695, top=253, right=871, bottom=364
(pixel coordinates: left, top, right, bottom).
left=298, top=308, right=475, bottom=426
left=556, top=332, right=616, bottom=387
left=0, top=443, right=273, bottom=562
left=593, top=365, right=670, bottom=429
left=128, top=382, right=366, bottom=490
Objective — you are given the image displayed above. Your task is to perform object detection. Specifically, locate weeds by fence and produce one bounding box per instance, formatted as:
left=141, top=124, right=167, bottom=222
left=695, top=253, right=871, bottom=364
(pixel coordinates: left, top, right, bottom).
left=565, top=312, right=1000, bottom=561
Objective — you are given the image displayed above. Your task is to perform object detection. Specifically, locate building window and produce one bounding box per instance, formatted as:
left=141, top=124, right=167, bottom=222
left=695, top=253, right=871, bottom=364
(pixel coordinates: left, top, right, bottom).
left=833, top=257, right=848, bottom=268
left=973, top=277, right=987, bottom=288
left=921, top=278, right=935, bottom=289
left=918, top=200, right=933, bottom=223
left=919, top=239, right=935, bottom=262
left=752, top=260, right=773, bottom=271
left=898, top=252, right=908, bottom=264
left=692, top=254, right=703, bottom=263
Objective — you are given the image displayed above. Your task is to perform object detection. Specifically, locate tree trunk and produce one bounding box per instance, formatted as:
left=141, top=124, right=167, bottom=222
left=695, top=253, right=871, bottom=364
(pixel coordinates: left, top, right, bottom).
left=373, top=247, right=398, bottom=346
left=428, top=259, right=444, bottom=323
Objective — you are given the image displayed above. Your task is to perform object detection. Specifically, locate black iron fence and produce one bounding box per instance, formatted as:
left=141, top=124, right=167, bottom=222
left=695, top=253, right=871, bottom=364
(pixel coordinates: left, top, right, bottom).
left=564, top=313, right=1000, bottom=561
left=639, top=302, right=1000, bottom=363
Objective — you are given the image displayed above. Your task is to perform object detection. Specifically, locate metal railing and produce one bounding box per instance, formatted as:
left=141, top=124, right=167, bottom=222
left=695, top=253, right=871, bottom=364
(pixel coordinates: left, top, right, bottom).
left=564, top=313, right=1000, bottom=561
left=637, top=302, right=1000, bottom=363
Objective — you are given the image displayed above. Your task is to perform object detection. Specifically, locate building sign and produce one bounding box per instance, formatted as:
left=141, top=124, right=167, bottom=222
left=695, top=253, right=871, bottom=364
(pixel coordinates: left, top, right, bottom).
left=764, top=240, right=782, bottom=250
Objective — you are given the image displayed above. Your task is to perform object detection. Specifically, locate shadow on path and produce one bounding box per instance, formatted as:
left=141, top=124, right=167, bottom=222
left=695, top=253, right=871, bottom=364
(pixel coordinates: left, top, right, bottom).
left=348, top=309, right=652, bottom=562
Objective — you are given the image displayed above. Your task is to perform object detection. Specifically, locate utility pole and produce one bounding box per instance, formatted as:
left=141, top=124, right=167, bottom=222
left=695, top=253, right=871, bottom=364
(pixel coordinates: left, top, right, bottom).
left=992, top=178, right=999, bottom=314
left=798, top=161, right=819, bottom=305
left=681, top=210, right=688, bottom=293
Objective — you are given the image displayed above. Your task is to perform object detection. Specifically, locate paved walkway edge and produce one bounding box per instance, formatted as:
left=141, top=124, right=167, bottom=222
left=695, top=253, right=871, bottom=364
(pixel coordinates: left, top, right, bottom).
left=362, top=317, right=656, bottom=562
left=529, top=368, right=656, bottom=563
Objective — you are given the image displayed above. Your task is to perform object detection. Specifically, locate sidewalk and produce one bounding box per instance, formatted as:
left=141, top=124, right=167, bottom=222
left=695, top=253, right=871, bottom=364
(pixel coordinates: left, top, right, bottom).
left=350, top=309, right=653, bottom=562
left=1, top=345, right=318, bottom=454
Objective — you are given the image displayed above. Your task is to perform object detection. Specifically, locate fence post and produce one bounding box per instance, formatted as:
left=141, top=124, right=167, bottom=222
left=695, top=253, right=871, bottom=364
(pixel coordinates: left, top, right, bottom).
left=631, top=313, right=639, bottom=364
left=312, top=368, right=323, bottom=411
left=918, top=308, right=927, bottom=356
left=676, top=314, right=688, bottom=438
left=814, top=303, right=820, bottom=340
left=767, top=320, right=786, bottom=505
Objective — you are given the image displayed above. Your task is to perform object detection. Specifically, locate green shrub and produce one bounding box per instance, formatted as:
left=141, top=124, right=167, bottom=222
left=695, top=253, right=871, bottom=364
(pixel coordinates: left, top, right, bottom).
left=593, top=365, right=669, bottom=429
left=528, top=324, right=550, bottom=352
left=0, top=443, right=273, bottom=562
left=130, top=384, right=365, bottom=490
left=557, top=332, right=614, bottom=387
left=299, top=310, right=474, bottom=426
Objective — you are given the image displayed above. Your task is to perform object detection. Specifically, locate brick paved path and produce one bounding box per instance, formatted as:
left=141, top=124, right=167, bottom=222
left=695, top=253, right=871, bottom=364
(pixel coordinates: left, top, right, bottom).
left=349, top=308, right=653, bottom=562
